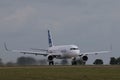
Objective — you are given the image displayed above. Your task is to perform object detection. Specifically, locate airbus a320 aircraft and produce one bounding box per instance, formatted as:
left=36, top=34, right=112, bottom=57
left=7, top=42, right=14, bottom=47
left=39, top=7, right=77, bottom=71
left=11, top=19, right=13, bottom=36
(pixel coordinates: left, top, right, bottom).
left=4, top=30, right=110, bottom=65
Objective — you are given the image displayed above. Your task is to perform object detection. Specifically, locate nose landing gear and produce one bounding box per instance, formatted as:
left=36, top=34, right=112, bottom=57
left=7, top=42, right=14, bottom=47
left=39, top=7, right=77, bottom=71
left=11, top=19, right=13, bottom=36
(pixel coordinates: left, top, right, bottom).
left=71, top=57, right=77, bottom=65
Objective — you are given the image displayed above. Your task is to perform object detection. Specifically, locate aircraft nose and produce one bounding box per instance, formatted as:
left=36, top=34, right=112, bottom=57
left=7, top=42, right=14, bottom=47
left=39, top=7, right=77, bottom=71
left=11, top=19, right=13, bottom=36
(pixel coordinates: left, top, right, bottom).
left=71, top=50, right=80, bottom=55
left=76, top=50, right=80, bottom=54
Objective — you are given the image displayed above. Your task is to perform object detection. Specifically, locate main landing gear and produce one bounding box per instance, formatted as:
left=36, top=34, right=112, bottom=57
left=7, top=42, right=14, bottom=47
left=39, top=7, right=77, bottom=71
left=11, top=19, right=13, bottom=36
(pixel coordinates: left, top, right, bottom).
left=49, top=60, right=54, bottom=65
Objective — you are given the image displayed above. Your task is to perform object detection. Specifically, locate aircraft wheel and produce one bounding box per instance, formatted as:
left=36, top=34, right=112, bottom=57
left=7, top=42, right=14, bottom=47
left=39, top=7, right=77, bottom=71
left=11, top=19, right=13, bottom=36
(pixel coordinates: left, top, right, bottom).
left=49, top=61, right=54, bottom=65
left=71, top=57, right=77, bottom=65
left=71, top=60, right=77, bottom=65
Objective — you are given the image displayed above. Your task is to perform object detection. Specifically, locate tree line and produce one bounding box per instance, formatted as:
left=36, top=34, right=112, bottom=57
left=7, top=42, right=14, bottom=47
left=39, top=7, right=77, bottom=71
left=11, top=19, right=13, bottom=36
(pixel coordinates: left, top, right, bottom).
left=0, top=56, right=120, bottom=66
left=109, top=57, right=120, bottom=65
left=0, top=56, right=47, bottom=66
left=72, top=57, right=120, bottom=65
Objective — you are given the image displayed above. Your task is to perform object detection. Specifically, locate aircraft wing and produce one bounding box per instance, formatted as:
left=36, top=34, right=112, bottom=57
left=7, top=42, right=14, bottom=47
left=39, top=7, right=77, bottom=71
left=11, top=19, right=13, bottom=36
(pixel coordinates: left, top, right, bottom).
left=5, top=49, right=48, bottom=56
left=5, top=48, right=62, bottom=57
left=30, top=48, right=48, bottom=52
left=4, top=43, right=48, bottom=56
left=11, top=50, right=48, bottom=56
left=80, top=51, right=110, bottom=56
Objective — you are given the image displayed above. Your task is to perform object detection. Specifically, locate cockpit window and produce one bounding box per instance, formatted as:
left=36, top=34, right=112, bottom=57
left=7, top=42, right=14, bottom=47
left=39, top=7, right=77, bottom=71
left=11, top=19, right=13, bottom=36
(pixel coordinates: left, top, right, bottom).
left=70, top=48, right=78, bottom=50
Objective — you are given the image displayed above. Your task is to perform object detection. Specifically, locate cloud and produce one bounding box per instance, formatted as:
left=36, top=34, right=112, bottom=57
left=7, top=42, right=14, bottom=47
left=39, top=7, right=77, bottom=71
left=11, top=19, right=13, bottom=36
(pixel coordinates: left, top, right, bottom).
left=0, top=6, right=36, bottom=33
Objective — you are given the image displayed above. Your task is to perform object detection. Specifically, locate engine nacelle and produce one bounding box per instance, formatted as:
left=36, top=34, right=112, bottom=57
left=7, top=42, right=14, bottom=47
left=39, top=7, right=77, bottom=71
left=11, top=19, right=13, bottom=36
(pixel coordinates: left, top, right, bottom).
left=82, top=56, right=88, bottom=62
left=47, top=55, right=54, bottom=61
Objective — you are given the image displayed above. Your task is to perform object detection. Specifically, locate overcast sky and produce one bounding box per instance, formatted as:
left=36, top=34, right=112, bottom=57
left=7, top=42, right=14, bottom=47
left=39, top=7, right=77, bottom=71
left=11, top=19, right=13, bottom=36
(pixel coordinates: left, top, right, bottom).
left=0, top=0, right=120, bottom=64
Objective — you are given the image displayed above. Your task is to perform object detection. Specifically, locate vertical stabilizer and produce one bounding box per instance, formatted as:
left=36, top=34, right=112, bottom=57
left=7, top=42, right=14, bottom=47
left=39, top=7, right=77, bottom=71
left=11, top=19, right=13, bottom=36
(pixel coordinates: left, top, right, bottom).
left=48, top=30, right=53, bottom=47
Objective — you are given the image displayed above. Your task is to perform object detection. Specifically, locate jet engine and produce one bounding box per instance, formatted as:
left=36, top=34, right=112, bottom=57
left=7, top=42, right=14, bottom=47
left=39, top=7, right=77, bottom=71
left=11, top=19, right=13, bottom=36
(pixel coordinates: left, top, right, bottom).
left=47, top=55, right=54, bottom=61
left=82, top=56, right=88, bottom=61
left=47, top=54, right=55, bottom=65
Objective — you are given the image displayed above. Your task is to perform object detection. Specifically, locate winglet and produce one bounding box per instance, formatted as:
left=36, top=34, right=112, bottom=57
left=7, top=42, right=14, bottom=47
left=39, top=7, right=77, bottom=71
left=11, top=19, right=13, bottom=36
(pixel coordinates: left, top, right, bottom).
left=110, top=44, right=112, bottom=52
left=4, top=42, right=9, bottom=51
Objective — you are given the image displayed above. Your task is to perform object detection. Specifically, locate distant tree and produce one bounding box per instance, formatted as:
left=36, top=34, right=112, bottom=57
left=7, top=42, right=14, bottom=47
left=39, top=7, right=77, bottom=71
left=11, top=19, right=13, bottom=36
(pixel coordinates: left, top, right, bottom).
left=6, top=62, right=16, bottom=66
left=116, top=57, right=120, bottom=65
left=0, top=58, right=4, bottom=66
left=38, top=59, right=47, bottom=65
left=16, top=56, right=37, bottom=65
left=61, top=59, right=68, bottom=65
left=110, top=57, right=117, bottom=65
left=93, top=59, right=103, bottom=65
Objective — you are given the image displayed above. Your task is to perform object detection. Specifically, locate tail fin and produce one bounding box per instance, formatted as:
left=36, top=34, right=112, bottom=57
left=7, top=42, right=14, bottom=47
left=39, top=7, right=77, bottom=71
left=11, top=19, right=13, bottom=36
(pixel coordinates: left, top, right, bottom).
left=48, top=30, right=53, bottom=47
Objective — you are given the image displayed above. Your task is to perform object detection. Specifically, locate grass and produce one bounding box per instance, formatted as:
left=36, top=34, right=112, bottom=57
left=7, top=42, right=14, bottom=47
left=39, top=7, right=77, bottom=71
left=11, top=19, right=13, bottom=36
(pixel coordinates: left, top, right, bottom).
left=0, top=65, right=120, bottom=80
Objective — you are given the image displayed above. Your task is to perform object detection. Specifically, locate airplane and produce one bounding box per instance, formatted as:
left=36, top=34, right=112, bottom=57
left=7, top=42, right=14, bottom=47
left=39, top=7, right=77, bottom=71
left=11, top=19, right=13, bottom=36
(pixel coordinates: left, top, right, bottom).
left=4, top=30, right=110, bottom=65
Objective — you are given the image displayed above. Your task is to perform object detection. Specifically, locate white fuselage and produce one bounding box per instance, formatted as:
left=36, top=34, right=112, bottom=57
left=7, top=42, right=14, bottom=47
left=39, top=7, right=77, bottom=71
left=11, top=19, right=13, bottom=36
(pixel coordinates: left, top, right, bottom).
left=48, top=45, right=80, bottom=59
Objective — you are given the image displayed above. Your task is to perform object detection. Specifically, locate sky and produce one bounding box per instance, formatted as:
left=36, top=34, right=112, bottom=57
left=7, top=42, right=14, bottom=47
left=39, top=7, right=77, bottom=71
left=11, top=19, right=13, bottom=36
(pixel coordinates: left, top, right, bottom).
left=0, top=0, right=120, bottom=64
